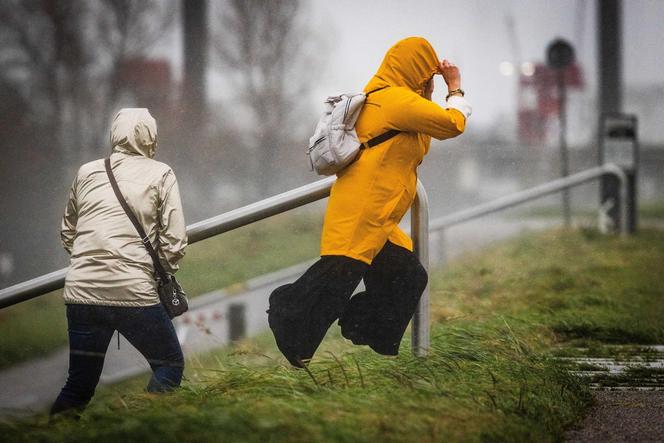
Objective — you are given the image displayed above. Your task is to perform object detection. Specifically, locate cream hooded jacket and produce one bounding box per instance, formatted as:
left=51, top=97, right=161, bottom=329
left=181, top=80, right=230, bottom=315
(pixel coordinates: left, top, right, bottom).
left=61, top=108, right=187, bottom=307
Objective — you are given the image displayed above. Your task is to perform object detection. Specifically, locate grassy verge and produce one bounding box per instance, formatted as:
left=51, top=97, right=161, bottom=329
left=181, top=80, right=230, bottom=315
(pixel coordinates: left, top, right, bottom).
left=3, top=228, right=663, bottom=442
left=512, top=200, right=664, bottom=221
left=0, top=295, right=67, bottom=369
left=0, top=211, right=323, bottom=369
left=174, top=210, right=322, bottom=296
left=639, top=201, right=664, bottom=219
left=430, top=227, right=664, bottom=345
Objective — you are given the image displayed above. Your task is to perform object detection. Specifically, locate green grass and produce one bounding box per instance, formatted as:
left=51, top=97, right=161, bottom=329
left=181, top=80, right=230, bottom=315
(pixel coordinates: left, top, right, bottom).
left=175, top=210, right=322, bottom=296
left=0, top=294, right=67, bottom=369
left=0, top=211, right=323, bottom=369
left=3, top=228, right=663, bottom=442
left=3, top=324, right=589, bottom=443
left=640, top=201, right=664, bottom=219
left=510, top=205, right=596, bottom=219
left=512, top=200, right=664, bottom=221
left=430, top=228, right=664, bottom=346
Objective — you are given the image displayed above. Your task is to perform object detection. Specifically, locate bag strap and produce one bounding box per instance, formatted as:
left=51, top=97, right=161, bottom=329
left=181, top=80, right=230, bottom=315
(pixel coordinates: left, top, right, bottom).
left=362, top=86, right=401, bottom=149
left=365, top=85, right=389, bottom=97
left=364, top=129, right=401, bottom=148
left=104, top=158, right=169, bottom=282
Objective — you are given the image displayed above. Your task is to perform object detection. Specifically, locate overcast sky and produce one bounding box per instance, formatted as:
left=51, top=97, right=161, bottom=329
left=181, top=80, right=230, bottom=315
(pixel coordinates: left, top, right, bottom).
left=154, top=0, right=664, bottom=129
left=306, top=0, right=664, bottom=127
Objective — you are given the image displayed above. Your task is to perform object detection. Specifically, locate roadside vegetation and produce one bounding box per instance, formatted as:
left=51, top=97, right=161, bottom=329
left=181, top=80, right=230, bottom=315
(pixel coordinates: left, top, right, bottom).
left=2, top=227, right=663, bottom=442
left=639, top=200, right=664, bottom=220
left=513, top=199, right=664, bottom=222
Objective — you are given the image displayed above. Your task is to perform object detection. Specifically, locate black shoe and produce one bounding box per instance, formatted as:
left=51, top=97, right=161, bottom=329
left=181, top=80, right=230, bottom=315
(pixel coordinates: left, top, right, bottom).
left=268, top=285, right=309, bottom=368
left=340, top=303, right=401, bottom=356
left=339, top=316, right=401, bottom=356
left=367, top=338, right=400, bottom=356
left=341, top=323, right=400, bottom=356
left=269, top=281, right=349, bottom=368
left=267, top=312, right=306, bottom=368
left=338, top=316, right=371, bottom=345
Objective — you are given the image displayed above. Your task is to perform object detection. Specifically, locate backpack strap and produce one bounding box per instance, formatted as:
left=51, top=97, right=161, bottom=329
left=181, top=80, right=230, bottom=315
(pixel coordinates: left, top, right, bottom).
left=362, top=86, right=401, bottom=149
left=365, top=85, right=389, bottom=96
left=364, top=129, right=401, bottom=148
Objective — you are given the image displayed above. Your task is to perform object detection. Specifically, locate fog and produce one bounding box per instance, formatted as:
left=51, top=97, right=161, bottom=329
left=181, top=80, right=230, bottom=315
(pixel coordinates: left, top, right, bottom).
left=1, top=0, right=663, bottom=288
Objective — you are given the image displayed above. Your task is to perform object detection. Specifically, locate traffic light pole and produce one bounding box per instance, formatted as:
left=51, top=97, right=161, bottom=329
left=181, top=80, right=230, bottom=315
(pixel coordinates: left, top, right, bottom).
left=547, top=38, right=575, bottom=227
left=558, top=70, right=571, bottom=227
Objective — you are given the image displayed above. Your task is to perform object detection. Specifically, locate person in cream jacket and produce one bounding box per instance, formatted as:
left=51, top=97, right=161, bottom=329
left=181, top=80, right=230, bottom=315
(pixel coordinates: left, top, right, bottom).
left=52, top=108, right=187, bottom=415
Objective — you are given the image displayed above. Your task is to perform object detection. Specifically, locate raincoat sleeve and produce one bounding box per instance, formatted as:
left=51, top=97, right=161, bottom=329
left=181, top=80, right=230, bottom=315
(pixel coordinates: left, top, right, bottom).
left=60, top=176, right=78, bottom=255
left=157, top=170, right=187, bottom=273
left=383, top=91, right=468, bottom=140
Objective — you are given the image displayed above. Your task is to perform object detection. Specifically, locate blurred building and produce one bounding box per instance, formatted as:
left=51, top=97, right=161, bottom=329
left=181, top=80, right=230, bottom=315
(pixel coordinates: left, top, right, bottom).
left=625, top=84, right=664, bottom=145
left=517, top=63, right=584, bottom=146
left=116, top=58, right=174, bottom=118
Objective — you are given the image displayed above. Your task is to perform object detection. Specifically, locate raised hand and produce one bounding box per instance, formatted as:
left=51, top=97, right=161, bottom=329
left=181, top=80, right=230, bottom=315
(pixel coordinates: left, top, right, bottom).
left=439, top=59, right=461, bottom=92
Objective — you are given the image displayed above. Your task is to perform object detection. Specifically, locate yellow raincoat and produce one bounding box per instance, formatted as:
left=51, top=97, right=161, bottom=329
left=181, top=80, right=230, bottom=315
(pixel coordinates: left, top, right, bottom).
left=321, top=37, right=468, bottom=264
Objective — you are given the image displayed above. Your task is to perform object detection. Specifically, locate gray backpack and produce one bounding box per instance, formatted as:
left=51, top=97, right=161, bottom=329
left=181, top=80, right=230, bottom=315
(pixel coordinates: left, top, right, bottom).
left=307, top=87, right=400, bottom=176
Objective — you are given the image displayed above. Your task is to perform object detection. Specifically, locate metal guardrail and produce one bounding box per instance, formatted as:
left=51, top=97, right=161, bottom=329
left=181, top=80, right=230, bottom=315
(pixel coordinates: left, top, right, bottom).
left=0, top=176, right=432, bottom=356
left=411, top=181, right=430, bottom=355
left=428, top=163, right=628, bottom=264
left=0, top=162, right=629, bottom=358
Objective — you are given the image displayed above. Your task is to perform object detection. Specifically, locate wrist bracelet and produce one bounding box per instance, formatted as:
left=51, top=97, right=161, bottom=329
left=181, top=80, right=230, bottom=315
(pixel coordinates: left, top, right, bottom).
left=446, top=88, right=465, bottom=100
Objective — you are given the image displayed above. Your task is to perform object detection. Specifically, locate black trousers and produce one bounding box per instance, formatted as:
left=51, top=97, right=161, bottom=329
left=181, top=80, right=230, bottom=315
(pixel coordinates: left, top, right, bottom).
left=268, top=241, right=427, bottom=367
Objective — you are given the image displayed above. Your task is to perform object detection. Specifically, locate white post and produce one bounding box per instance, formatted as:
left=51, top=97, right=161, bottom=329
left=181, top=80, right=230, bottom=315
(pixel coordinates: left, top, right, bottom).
left=411, top=180, right=430, bottom=357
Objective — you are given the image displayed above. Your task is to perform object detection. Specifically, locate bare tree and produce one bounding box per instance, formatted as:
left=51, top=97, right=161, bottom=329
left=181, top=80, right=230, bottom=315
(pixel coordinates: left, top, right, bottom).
left=212, top=0, right=322, bottom=197
left=0, top=0, right=175, bottom=284
left=1, top=1, right=84, bottom=163
left=96, top=0, right=176, bottom=131
left=0, top=0, right=175, bottom=168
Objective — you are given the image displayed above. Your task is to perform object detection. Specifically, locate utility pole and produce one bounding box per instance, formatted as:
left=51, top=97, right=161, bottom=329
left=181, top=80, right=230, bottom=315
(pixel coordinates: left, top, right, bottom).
left=597, top=0, right=638, bottom=234
left=598, top=0, right=622, bottom=113
left=182, top=0, right=207, bottom=126
left=547, top=38, right=575, bottom=227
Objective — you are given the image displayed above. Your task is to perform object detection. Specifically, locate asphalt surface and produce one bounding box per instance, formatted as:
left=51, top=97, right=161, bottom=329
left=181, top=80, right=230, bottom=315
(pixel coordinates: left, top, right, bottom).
left=565, top=391, right=664, bottom=442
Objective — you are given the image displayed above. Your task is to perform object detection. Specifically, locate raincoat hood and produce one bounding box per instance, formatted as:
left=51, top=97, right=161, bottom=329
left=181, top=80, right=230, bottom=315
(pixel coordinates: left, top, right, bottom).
left=365, top=37, right=439, bottom=96
left=111, top=108, right=158, bottom=158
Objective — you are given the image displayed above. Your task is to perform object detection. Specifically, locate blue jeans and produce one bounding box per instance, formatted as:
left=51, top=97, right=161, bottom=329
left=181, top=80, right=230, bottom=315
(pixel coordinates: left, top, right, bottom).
left=51, top=303, right=184, bottom=415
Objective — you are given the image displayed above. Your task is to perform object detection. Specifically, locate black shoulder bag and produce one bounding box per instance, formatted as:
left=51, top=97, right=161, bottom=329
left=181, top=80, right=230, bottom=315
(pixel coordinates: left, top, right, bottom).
left=104, top=158, right=188, bottom=319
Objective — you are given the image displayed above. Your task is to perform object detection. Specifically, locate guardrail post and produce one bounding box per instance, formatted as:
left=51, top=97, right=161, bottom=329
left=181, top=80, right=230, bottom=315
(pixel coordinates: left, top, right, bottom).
left=411, top=180, right=430, bottom=357
left=598, top=164, right=630, bottom=238
left=228, top=303, right=246, bottom=342
left=599, top=114, right=638, bottom=234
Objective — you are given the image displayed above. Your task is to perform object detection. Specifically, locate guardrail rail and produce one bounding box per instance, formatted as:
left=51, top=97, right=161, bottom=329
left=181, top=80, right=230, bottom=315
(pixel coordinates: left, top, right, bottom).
left=0, top=162, right=630, bottom=359
left=0, top=176, right=432, bottom=356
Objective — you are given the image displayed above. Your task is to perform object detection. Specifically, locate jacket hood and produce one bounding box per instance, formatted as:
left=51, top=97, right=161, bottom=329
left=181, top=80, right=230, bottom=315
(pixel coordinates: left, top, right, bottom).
left=365, top=37, right=439, bottom=96
left=111, top=108, right=158, bottom=158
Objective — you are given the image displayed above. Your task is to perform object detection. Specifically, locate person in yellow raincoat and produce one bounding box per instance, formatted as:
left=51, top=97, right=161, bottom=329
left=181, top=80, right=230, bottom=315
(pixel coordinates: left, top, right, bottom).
left=268, top=37, right=472, bottom=367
